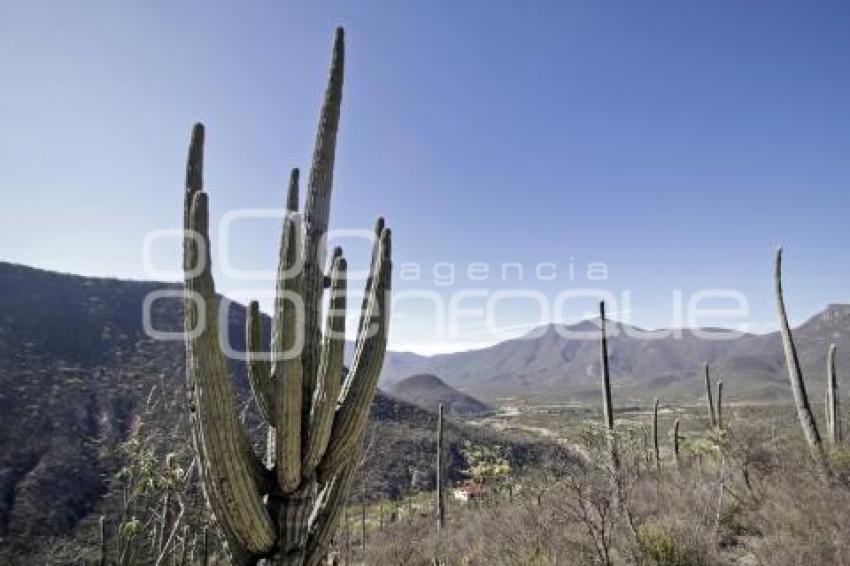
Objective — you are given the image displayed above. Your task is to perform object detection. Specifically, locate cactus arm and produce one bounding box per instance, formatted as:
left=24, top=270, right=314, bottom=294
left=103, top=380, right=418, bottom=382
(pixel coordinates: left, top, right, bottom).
left=303, top=253, right=348, bottom=476
left=287, top=168, right=300, bottom=213
left=774, top=247, right=825, bottom=459
left=304, top=462, right=357, bottom=566
left=303, top=27, right=344, bottom=262
left=183, top=129, right=275, bottom=554
left=302, top=28, right=345, bottom=418
left=317, top=227, right=392, bottom=481
left=246, top=301, right=274, bottom=425
left=274, top=213, right=305, bottom=493
left=183, top=124, right=204, bottom=229
left=272, top=166, right=302, bottom=393
left=704, top=363, right=716, bottom=428
left=356, top=218, right=385, bottom=335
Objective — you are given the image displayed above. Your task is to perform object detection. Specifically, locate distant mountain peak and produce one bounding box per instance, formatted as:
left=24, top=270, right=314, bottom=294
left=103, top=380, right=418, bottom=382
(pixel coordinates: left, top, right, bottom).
left=400, top=373, right=447, bottom=387
left=390, top=373, right=492, bottom=416
left=518, top=317, right=643, bottom=342
left=380, top=302, right=850, bottom=401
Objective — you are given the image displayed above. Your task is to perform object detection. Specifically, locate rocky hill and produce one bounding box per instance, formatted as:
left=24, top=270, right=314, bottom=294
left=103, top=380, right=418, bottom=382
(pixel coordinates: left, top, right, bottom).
left=390, top=373, right=492, bottom=417
left=0, top=262, right=565, bottom=563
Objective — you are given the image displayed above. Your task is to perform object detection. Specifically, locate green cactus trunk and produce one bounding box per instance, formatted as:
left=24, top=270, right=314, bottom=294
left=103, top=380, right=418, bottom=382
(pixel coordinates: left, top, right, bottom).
left=99, top=515, right=106, bottom=566
left=201, top=526, right=209, bottom=566
left=435, top=403, right=445, bottom=560
left=774, top=248, right=828, bottom=473
left=716, top=381, right=723, bottom=430
left=827, top=344, right=841, bottom=444
left=673, top=418, right=681, bottom=471
left=704, top=363, right=716, bottom=429
left=652, top=398, right=660, bottom=472
left=183, top=28, right=393, bottom=565
left=598, top=301, right=622, bottom=501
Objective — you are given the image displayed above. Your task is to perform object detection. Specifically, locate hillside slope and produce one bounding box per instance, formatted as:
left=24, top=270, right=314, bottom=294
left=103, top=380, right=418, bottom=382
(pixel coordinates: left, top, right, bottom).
left=0, top=262, right=565, bottom=562
left=390, top=373, right=492, bottom=416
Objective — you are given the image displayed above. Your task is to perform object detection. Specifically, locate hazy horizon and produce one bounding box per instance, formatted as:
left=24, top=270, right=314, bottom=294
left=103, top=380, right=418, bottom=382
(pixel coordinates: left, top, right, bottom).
left=4, top=258, right=845, bottom=357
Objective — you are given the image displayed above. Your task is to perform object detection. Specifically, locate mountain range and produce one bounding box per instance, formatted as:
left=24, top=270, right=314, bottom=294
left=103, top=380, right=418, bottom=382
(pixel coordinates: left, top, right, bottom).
left=380, top=308, right=850, bottom=404
left=4, top=259, right=847, bottom=405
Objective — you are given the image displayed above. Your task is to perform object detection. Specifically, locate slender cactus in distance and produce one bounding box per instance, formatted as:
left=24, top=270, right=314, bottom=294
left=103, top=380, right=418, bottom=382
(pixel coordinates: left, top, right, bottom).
left=704, top=363, right=716, bottom=429
left=827, top=344, right=841, bottom=444
left=652, top=398, right=660, bottom=472
left=673, top=419, right=681, bottom=471
left=435, top=403, right=445, bottom=562
left=99, top=515, right=106, bottom=566
left=180, top=525, right=190, bottom=565
left=201, top=526, right=209, bottom=566
left=182, top=28, right=393, bottom=565
left=599, top=302, right=619, bottom=475
left=360, top=482, right=366, bottom=555
left=157, top=492, right=170, bottom=557
left=344, top=505, right=351, bottom=566
left=716, top=381, right=724, bottom=431
left=774, top=247, right=827, bottom=469
left=436, top=403, right=445, bottom=530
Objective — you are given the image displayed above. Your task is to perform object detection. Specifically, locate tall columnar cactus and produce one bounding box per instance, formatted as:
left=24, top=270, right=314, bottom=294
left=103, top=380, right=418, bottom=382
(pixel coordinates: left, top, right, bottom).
left=599, top=302, right=619, bottom=474
left=826, top=344, right=841, bottom=444
left=435, top=403, right=445, bottom=561
left=99, top=515, right=106, bottom=566
left=436, top=403, right=445, bottom=531
left=774, top=247, right=827, bottom=469
left=183, top=28, right=393, bottom=565
left=652, top=398, right=660, bottom=472
left=703, top=363, right=716, bottom=429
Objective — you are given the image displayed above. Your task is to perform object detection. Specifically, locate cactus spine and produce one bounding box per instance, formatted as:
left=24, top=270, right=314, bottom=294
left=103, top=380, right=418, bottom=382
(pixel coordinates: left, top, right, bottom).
left=704, top=363, right=716, bottom=429
left=827, top=344, right=841, bottom=444
left=652, top=398, right=660, bottom=472
left=774, top=247, right=827, bottom=468
left=183, top=28, right=393, bottom=565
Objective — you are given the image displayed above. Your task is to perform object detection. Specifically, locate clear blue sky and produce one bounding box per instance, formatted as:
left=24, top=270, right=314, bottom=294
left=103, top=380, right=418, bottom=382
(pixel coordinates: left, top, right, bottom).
left=2, top=1, right=849, bottom=353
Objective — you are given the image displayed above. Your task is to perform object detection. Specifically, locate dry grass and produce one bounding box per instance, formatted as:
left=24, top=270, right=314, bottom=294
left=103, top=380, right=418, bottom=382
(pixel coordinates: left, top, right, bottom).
left=354, top=412, right=850, bottom=566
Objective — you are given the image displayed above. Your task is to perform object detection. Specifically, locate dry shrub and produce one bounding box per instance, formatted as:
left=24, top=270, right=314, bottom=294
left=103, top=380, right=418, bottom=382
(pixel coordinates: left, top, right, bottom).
left=362, top=412, right=850, bottom=566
